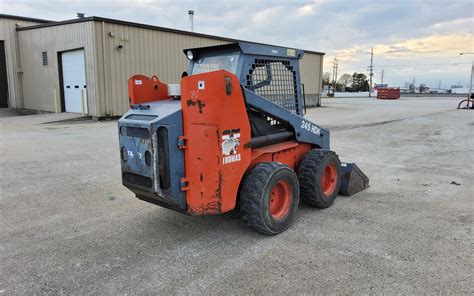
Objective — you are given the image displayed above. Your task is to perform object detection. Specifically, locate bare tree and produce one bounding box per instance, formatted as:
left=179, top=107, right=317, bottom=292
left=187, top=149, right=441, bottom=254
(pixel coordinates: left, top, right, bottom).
left=419, top=83, right=427, bottom=93
left=338, top=74, right=352, bottom=90
left=322, top=72, right=331, bottom=86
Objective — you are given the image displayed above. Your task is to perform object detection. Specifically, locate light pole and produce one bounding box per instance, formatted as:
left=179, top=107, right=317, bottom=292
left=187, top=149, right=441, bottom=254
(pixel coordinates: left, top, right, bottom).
left=460, top=52, right=473, bottom=109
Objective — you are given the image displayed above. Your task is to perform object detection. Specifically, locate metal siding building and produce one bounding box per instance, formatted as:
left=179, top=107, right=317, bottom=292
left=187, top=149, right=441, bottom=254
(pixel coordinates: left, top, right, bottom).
left=2, top=15, right=324, bottom=117
left=91, top=21, right=228, bottom=116
left=0, top=15, right=50, bottom=109
left=300, top=53, right=323, bottom=105
left=17, top=22, right=97, bottom=113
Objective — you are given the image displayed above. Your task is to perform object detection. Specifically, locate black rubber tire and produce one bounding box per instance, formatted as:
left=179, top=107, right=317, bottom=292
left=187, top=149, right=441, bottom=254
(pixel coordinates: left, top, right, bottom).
left=298, top=149, right=341, bottom=208
left=239, top=162, right=299, bottom=235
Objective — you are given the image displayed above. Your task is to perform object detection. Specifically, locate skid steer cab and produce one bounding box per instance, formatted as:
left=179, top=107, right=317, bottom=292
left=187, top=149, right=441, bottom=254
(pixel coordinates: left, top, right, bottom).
left=118, top=42, right=369, bottom=235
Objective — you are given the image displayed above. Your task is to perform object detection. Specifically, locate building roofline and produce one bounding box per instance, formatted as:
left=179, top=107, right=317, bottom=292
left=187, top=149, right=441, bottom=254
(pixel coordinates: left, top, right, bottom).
left=15, top=16, right=325, bottom=56
left=0, top=14, right=52, bottom=24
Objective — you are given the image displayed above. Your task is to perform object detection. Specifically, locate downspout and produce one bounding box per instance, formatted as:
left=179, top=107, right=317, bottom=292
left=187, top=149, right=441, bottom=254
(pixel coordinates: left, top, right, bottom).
left=14, top=26, right=24, bottom=108
left=101, top=21, right=110, bottom=116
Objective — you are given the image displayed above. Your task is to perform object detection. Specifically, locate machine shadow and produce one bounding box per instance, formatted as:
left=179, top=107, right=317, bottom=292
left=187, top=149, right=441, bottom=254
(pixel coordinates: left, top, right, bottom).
left=131, top=195, right=354, bottom=241
left=129, top=206, right=255, bottom=241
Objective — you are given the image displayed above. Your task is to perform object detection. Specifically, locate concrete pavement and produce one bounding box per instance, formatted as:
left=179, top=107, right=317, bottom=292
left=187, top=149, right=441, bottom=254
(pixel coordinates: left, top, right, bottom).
left=0, top=97, right=472, bottom=294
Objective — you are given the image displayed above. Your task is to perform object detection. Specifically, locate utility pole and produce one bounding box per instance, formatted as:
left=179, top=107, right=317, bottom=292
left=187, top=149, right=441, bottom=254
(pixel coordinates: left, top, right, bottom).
left=331, top=57, right=338, bottom=91
left=331, top=58, right=335, bottom=84
left=368, top=47, right=374, bottom=97
left=381, top=69, right=384, bottom=84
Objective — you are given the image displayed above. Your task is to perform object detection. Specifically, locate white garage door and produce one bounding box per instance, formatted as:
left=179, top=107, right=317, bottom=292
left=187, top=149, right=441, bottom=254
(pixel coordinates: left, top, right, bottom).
left=61, top=49, right=88, bottom=113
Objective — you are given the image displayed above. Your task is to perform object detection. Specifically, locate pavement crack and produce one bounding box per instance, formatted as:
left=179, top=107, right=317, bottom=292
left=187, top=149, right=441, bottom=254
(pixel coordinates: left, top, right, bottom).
left=329, top=110, right=454, bottom=131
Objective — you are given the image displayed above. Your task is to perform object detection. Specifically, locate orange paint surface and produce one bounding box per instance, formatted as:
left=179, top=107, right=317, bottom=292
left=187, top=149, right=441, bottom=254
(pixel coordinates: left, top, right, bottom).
left=250, top=141, right=311, bottom=170
left=128, top=74, right=170, bottom=105
left=180, top=70, right=251, bottom=215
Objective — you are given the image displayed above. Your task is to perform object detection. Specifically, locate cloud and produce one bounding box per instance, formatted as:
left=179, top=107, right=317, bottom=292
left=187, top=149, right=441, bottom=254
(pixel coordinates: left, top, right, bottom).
left=375, top=34, right=474, bottom=58
left=251, top=7, right=283, bottom=25
left=2, top=0, right=473, bottom=87
left=298, top=5, right=314, bottom=16
left=325, top=33, right=473, bottom=67
left=324, top=33, right=473, bottom=87
left=432, top=17, right=473, bottom=30
left=297, top=1, right=323, bottom=16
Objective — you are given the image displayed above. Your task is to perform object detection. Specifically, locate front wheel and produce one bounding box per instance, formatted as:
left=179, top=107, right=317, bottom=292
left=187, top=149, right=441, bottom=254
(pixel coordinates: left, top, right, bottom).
left=298, top=149, right=341, bottom=208
left=239, top=162, right=299, bottom=235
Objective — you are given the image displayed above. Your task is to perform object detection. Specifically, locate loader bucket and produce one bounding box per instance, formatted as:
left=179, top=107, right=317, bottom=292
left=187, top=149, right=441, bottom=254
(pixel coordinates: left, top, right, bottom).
left=339, top=162, right=369, bottom=196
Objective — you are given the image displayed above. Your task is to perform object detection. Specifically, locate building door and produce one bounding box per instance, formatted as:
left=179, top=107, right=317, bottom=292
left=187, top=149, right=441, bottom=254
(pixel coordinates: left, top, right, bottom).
left=0, top=41, right=8, bottom=108
left=61, top=49, right=88, bottom=113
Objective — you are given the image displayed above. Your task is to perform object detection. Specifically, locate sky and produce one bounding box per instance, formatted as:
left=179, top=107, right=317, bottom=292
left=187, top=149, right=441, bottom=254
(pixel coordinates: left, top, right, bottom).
left=3, top=0, right=473, bottom=88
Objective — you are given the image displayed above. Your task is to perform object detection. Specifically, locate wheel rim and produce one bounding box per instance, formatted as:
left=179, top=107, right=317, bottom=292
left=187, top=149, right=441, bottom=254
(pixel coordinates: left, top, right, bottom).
left=269, top=180, right=292, bottom=220
left=321, top=163, right=337, bottom=197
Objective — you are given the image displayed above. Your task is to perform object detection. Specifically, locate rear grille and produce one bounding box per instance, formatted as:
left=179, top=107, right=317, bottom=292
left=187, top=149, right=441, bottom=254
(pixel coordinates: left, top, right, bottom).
left=157, top=127, right=171, bottom=189
left=123, top=172, right=152, bottom=188
left=126, top=127, right=149, bottom=139
left=125, top=114, right=158, bottom=121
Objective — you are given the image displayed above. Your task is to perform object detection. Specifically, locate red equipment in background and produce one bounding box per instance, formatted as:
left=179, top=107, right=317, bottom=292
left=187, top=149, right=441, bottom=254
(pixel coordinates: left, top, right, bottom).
left=377, top=87, right=400, bottom=100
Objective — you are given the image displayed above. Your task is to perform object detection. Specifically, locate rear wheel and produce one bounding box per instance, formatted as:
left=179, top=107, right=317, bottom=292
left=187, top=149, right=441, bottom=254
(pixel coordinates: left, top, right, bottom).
left=298, top=149, right=341, bottom=208
left=239, top=162, right=299, bottom=235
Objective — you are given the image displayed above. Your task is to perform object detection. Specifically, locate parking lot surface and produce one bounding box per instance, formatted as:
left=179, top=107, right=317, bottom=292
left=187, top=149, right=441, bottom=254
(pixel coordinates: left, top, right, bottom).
left=0, top=97, right=472, bottom=294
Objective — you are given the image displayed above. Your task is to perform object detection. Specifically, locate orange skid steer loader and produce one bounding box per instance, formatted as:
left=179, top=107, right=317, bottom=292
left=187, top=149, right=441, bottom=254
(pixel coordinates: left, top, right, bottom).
left=118, top=42, right=369, bottom=235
